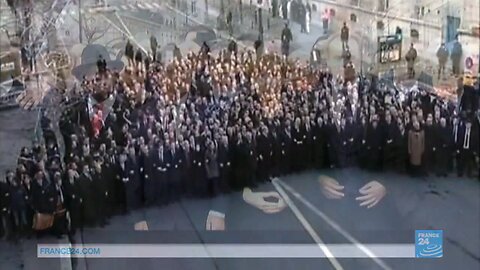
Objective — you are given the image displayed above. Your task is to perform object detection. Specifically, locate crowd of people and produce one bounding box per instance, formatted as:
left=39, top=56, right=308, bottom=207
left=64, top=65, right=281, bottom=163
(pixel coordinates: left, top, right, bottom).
left=1, top=40, right=479, bottom=241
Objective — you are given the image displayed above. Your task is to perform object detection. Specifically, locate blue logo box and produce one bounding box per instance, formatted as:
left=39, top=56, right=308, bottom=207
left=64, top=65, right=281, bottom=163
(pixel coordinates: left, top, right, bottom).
left=415, top=230, right=443, bottom=258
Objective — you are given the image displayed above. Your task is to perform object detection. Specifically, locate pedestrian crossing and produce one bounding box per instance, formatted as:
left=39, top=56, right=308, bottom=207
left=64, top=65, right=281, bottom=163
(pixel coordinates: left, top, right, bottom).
left=87, top=2, right=163, bottom=14
left=117, top=2, right=163, bottom=11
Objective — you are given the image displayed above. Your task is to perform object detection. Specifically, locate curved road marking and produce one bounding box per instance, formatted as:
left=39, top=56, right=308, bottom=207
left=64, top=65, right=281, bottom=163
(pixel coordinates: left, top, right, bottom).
left=272, top=179, right=344, bottom=270
left=274, top=178, right=393, bottom=270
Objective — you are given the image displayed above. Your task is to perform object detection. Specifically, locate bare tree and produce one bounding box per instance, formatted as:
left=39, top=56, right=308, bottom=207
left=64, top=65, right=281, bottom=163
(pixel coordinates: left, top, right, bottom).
left=70, top=14, right=109, bottom=44
left=82, top=17, right=108, bottom=44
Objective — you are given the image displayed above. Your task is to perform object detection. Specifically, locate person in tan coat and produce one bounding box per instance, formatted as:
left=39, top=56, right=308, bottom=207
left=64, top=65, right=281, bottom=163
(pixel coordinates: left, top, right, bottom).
left=408, top=120, right=425, bottom=176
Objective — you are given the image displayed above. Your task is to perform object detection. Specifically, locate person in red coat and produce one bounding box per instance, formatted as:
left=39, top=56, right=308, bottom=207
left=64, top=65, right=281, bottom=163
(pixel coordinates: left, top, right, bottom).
left=92, top=110, right=104, bottom=139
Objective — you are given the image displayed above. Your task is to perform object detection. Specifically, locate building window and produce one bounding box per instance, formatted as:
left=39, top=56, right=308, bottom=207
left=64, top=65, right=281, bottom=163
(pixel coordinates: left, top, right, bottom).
left=378, top=0, right=390, bottom=12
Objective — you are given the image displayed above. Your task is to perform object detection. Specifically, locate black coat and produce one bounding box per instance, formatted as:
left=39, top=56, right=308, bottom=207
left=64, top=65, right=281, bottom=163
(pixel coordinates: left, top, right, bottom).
left=280, top=130, right=293, bottom=173
left=135, top=49, right=143, bottom=63
left=92, top=169, right=110, bottom=214
left=256, top=134, right=271, bottom=176
left=124, top=157, right=142, bottom=209
left=165, top=149, right=182, bottom=181
left=269, top=131, right=282, bottom=175
left=0, top=182, right=11, bottom=215
left=383, top=122, right=400, bottom=160
left=78, top=173, right=97, bottom=223
left=366, top=125, right=384, bottom=169
left=31, top=179, right=57, bottom=214
left=9, top=183, right=28, bottom=212
left=180, top=147, right=194, bottom=182
left=192, top=146, right=207, bottom=194
left=63, top=178, right=82, bottom=226
left=148, top=149, right=168, bottom=204
left=217, top=143, right=231, bottom=179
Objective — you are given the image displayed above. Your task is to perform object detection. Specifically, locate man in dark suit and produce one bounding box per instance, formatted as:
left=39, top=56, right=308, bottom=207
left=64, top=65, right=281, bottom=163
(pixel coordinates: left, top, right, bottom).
left=383, top=113, right=399, bottom=170
left=179, top=140, right=194, bottom=196
left=103, top=147, right=119, bottom=213
left=91, top=159, right=109, bottom=226
left=366, top=118, right=383, bottom=171
left=8, top=171, right=29, bottom=238
left=149, top=142, right=168, bottom=205
left=280, top=123, right=293, bottom=174
left=64, top=168, right=82, bottom=234
left=77, top=164, right=97, bottom=226
left=456, top=120, right=479, bottom=177
left=269, top=124, right=283, bottom=177
left=0, top=172, right=12, bottom=239
left=434, top=118, right=452, bottom=176
left=256, top=126, right=271, bottom=182
left=52, top=172, right=67, bottom=237
left=240, top=132, right=257, bottom=187
left=292, top=118, right=305, bottom=171
left=303, top=117, right=314, bottom=169
left=205, top=139, right=220, bottom=197
left=31, top=170, right=57, bottom=236
left=124, top=146, right=142, bottom=210
left=312, top=117, right=326, bottom=169
left=165, top=141, right=182, bottom=203
left=423, top=115, right=437, bottom=174
left=217, top=136, right=231, bottom=193
left=327, top=119, right=343, bottom=169
left=344, top=115, right=357, bottom=167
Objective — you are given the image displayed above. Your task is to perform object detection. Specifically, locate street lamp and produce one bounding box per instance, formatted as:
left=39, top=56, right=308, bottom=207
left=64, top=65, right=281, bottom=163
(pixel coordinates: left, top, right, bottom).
left=239, top=0, right=243, bottom=24
left=205, top=0, right=209, bottom=20
left=257, top=0, right=263, bottom=40
left=78, top=0, right=83, bottom=43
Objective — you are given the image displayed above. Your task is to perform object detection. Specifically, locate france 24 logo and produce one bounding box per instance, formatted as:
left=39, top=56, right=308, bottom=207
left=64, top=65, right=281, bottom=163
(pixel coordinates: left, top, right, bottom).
left=415, top=230, right=443, bottom=258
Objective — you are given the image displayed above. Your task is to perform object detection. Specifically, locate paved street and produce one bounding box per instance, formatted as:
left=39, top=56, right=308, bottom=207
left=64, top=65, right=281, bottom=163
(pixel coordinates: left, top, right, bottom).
left=1, top=164, right=478, bottom=269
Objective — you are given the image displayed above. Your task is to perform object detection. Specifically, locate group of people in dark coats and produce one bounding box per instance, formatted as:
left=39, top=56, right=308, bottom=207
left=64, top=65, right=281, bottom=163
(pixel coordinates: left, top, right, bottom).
left=1, top=44, right=479, bottom=242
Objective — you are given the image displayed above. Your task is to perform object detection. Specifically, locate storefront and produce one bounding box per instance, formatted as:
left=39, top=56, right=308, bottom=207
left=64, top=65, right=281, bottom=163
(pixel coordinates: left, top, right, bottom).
left=0, top=49, right=22, bottom=83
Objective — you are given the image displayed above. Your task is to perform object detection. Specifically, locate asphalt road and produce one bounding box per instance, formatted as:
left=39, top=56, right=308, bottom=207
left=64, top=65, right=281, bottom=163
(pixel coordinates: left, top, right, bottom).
left=2, top=167, right=477, bottom=270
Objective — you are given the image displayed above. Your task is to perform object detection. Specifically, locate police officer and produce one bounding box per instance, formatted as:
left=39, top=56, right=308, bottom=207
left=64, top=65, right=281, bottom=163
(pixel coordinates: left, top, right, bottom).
left=281, top=23, right=293, bottom=58
left=125, top=40, right=134, bottom=67
left=405, top=43, right=417, bottom=79
left=451, top=37, right=463, bottom=76
left=150, top=34, right=158, bottom=61
left=340, top=22, right=349, bottom=50
left=299, top=4, right=307, bottom=33
left=226, top=11, right=233, bottom=36
left=436, top=43, right=449, bottom=80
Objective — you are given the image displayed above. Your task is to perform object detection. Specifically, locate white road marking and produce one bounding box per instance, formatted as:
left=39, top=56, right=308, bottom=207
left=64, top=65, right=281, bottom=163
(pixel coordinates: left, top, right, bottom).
left=271, top=179, right=344, bottom=270
left=143, top=3, right=154, bottom=9
left=59, top=238, right=73, bottom=270
left=136, top=2, right=148, bottom=9
left=128, top=4, right=137, bottom=10
left=276, top=179, right=393, bottom=270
